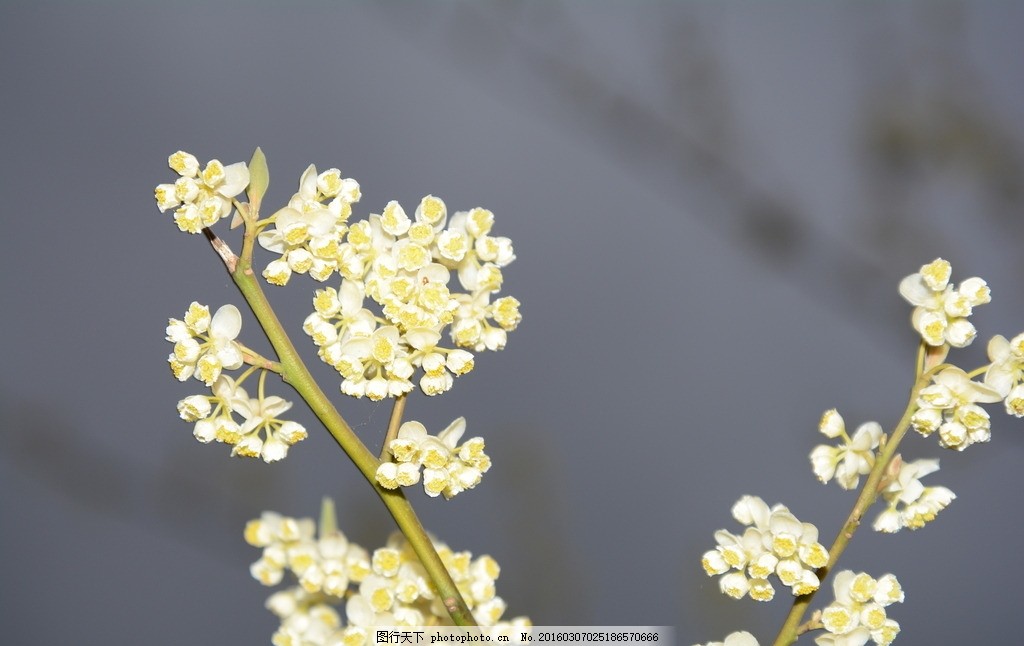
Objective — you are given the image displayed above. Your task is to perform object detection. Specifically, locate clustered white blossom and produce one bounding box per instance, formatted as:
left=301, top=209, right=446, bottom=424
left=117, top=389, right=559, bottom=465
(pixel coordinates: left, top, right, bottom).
left=292, top=186, right=521, bottom=400
left=815, top=570, right=903, bottom=646
left=166, top=302, right=245, bottom=386
left=702, top=496, right=829, bottom=602
left=910, top=367, right=1002, bottom=451
left=257, top=164, right=361, bottom=284
left=693, top=631, right=760, bottom=646
left=704, top=260, right=1022, bottom=642
left=872, top=458, right=954, bottom=533
left=246, top=507, right=529, bottom=646
left=810, top=410, right=882, bottom=490
left=375, top=418, right=491, bottom=499
left=155, top=151, right=250, bottom=233
left=898, top=258, right=989, bottom=348
left=168, top=302, right=306, bottom=462
left=985, top=333, right=1024, bottom=417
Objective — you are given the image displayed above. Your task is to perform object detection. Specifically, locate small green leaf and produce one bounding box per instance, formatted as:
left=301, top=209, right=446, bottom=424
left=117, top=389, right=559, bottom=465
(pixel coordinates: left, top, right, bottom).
left=246, top=146, right=269, bottom=213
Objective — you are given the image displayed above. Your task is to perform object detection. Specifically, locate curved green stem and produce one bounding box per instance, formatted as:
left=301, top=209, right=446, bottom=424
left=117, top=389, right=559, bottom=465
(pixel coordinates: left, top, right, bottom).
left=202, top=220, right=476, bottom=626
left=772, top=362, right=946, bottom=646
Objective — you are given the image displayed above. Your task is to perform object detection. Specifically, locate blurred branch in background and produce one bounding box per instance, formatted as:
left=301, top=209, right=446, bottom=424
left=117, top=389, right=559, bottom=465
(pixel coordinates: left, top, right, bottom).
left=1, top=395, right=280, bottom=564
left=857, top=4, right=1023, bottom=261
left=372, top=2, right=1022, bottom=352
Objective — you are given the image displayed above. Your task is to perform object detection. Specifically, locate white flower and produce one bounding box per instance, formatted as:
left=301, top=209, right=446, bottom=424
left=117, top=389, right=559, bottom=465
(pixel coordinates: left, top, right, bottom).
left=176, top=394, right=211, bottom=422
left=874, top=458, right=955, bottom=533
left=1005, top=384, right=1024, bottom=418
left=415, top=195, right=447, bottom=228
left=912, top=367, right=1001, bottom=450
left=899, top=258, right=989, bottom=347
left=810, top=410, right=882, bottom=490
left=985, top=333, right=1024, bottom=416
left=694, top=631, right=760, bottom=646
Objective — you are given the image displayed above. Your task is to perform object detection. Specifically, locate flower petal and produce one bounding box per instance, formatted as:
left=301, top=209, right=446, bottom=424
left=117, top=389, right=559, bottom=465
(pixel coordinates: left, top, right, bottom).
left=210, top=304, right=242, bottom=341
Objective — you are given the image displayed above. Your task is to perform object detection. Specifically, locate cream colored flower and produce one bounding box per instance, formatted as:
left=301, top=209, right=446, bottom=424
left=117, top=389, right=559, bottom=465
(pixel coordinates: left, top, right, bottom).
left=874, top=458, right=954, bottom=533
left=912, top=367, right=1001, bottom=450
left=899, top=258, right=989, bottom=347
left=810, top=410, right=882, bottom=490
left=985, top=333, right=1024, bottom=416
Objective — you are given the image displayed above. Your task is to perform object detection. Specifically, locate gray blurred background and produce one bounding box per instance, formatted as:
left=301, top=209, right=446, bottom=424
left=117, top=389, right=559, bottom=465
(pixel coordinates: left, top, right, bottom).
left=2, top=3, right=1023, bottom=644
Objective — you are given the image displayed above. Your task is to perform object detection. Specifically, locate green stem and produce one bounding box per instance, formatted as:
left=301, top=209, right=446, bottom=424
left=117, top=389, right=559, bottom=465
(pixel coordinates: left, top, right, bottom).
left=204, top=224, right=477, bottom=627
left=381, top=394, right=409, bottom=460
left=771, top=363, right=946, bottom=646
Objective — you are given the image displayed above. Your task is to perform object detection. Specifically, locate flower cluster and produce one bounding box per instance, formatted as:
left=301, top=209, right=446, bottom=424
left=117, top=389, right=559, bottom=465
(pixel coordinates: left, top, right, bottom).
left=375, top=418, right=491, bottom=499
left=155, top=151, right=250, bottom=233
left=810, top=410, right=882, bottom=490
left=246, top=506, right=529, bottom=645
left=701, top=496, right=829, bottom=601
left=166, top=302, right=244, bottom=386
left=910, top=367, right=1002, bottom=450
left=898, top=258, right=989, bottom=348
left=258, top=164, right=361, bottom=284
left=167, top=302, right=305, bottom=462
left=816, top=570, right=903, bottom=646
left=177, top=374, right=307, bottom=462
left=873, top=458, right=954, bottom=533
left=287, top=174, right=521, bottom=400
left=985, top=333, right=1024, bottom=417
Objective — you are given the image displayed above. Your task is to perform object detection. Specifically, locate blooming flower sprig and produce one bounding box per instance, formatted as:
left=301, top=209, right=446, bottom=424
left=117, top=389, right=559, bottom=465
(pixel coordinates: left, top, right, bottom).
left=810, top=410, right=883, bottom=490
left=898, top=258, right=990, bottom=348
left=157, top=152, right=522, bottom=403
left=910, top=367, right=1002, bottom=450
left=166, top=302, right=245, bottom=386
left=701, top=496, right=830, bottom=601
left=873, top=458, right=954, bottom=533
left=985, top=333, right=1024, bottom=417
left=815, top=570, right=903, bottom=646
left=693, top=632, right=760, bottom=646
left=709, top=260, right=1022, bottom=644
left=155, top=151, right=250, bottom=233
left=375, top=418, right=491, bottom=499
left=247, top=502, right=530, bottom=645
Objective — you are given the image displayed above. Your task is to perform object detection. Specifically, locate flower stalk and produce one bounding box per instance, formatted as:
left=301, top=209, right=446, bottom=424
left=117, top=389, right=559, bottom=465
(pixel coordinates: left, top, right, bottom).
left=771, top=361, right=945, bottom=646
left=203, top=202, right=477, bottom=626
